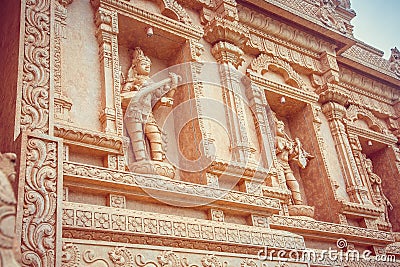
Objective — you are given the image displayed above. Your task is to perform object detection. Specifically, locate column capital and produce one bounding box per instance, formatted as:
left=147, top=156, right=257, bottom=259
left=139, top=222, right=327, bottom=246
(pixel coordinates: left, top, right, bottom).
left=204, top=17, right=249, bottom=49
left=211, top=41, right=244, bottom=68
left=317, top=83, right=350, bottom=106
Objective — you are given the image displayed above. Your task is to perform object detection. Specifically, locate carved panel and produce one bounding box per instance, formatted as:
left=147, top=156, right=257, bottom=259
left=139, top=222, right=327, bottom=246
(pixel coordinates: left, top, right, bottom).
left=16, top=132, right=63, bottom=267
left=63, top=202, right=306, bottom=250
left=17, top=0, right=52, bottom=135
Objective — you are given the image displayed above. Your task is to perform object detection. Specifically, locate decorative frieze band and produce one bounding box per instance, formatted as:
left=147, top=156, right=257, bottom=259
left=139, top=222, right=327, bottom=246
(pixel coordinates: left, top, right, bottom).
left=62, top=202, right=306, bottom=250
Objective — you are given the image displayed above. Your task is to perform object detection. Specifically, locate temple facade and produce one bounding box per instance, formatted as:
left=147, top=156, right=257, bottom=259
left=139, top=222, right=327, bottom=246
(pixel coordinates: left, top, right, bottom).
left=1, top=0, right=400, bottom=266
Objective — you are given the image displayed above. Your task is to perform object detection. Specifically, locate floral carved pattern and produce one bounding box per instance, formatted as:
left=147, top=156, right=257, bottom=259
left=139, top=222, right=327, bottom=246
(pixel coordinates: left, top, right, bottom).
left=109, top=247, right=134, bottom=267
left=18, top=133, right=62, bottom=267
left=20, top=0, right=51, bottom=134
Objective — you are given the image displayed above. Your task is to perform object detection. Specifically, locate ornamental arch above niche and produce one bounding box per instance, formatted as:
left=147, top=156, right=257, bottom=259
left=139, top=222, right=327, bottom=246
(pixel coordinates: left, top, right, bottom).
left=346, top=105, right=390, bottom=135
left=249, top=53, right=308, bottom=90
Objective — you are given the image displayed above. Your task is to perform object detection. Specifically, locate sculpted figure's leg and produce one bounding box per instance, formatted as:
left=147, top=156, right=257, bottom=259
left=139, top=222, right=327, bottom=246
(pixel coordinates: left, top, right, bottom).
left=126, top=120, right=147, bottom=161
left=145, top=114, right=164, bottom=161
left=284, top=169, right=303, bottom=205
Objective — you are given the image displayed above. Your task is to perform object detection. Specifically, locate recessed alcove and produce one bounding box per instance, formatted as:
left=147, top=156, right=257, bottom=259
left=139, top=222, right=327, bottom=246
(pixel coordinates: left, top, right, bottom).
left=359, top=136, right=400, bottom=231
left=265, top=91, right=311, bottom=206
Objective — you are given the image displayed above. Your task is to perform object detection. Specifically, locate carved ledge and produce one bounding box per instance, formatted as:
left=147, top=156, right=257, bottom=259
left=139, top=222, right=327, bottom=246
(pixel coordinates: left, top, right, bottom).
left=63, top=162, right=281, bottom=213
left=54, top=123, right=125, bottom=153
left=287, top=205, right=315, bottom=219
left=63, top=202, right=305, bottom=250
left=262, top=186, right=291, bottom=201
left=206, top=158, right=271, bottom=183
left=129, top=160, right=175, bottom=179
left=339, top=200, right=382, bottom=219
left=267, top=215, right=394, bottom=243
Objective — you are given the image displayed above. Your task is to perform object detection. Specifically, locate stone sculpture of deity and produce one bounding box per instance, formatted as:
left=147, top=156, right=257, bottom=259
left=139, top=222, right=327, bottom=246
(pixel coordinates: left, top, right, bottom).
left=0, top=152, right=21, bottom=266
left=275, top=119, right=313, bottom=205
left=364, top=156, right=393, bottom=226
left=122, top=47, right=180, bottom=170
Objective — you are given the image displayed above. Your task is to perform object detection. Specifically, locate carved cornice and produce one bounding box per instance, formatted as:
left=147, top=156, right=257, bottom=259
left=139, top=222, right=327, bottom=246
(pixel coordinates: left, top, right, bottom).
left=63, top=161, right=281, bottom=212
left=95, top=0, right=203, bottom=40
left=340, top=43, right=400, bottom=84
left=63, top=202, right=306, bottom=250
left=246, top=34, right=324, bottom=73
left=237, top=5, right=335, bottom=56
left=386, top=242, right=400, bottom=255
left=206, top=158, right=270, bottom=181
left=267, top=215, right=394, bottom=243
left=54, top=123, right=124, bottom=153
left=339, top=66, right=399, bottom=109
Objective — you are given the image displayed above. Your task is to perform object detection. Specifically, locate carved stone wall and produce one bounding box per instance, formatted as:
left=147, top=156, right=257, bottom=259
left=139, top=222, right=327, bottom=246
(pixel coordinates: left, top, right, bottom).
left=1, top=0, right=400, bottom=266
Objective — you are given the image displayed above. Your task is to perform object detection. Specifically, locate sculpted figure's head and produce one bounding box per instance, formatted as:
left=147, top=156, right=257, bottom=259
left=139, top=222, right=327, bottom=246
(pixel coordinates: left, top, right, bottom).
left=0, top=152, right=17, bottom=183
left=132, top=47, right=151, bottom=76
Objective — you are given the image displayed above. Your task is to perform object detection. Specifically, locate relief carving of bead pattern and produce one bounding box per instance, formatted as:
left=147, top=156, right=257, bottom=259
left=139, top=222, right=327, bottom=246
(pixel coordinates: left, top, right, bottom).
left=18, top=0, right=52, bottom=135
left=17, top=133, right=63, bottom=267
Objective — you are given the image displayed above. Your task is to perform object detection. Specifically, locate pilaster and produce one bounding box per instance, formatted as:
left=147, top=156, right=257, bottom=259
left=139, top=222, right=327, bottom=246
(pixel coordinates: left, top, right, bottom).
left=54, top=0, right=73, bottom=123
left=320, top=86, right=370, bottom=205
left=93, top=6, right=123, bottom=135
left=16, top=132, right=63, bottom=267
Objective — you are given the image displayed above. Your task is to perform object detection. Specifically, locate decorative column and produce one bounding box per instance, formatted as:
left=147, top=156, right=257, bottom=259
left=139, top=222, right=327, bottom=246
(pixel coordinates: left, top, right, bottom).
left=320, top=86, right=370, bottom=204
left=204, top=3, right=257, bottom=165
left=92, top=3, right=123, bottom=135
left=54, top=0, right=73, bottom=122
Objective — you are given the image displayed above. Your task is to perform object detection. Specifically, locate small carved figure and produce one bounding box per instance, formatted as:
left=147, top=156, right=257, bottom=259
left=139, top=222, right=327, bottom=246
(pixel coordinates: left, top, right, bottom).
left=316, top=0, right=346, bottom=33
left=364, top=156, right=393, bottom=225
left=0, top=152, right=21, bottom=266
left=275, top=119, right=313, bottom=205
left=123, top=47, right=180, bottom=162
left=389, top=47, right=400, bottom=77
